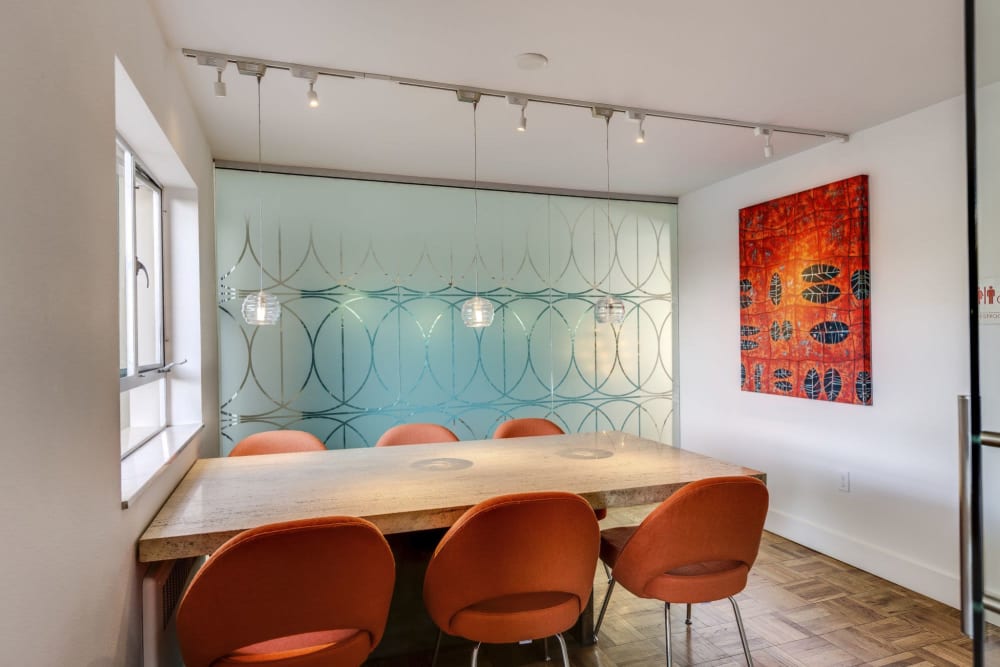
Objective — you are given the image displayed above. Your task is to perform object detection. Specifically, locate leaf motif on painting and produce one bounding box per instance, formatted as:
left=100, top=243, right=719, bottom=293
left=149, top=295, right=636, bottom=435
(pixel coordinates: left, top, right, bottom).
left=769, top=273, right=782, bottom=306
left=823, top=368, right=842, bottom=401
left=740, top=325, right=760, bottom=337
left=740, top=279, right=752, bottom=293
left=773, top=368, right=792, bottom=379
left=753, top=364, right=763, bottom=393
left=851, top=269, right=871, bottom=300
left=740, top=363, right=746, bottom=388
left=774, top=380, right=793, bottom=393
left=740, top=293, right=752, bottom=309
left=740, top=339, right=759, bottom=351
left=809, top=321, right=850, bottom=344
left=804, top=368, right=821, bottom=399
left=769, top=320, right=793, bottom=341
left=801, top=284, right=842, bottom=304
left=856, top=371, right=873, bottom=405
left=801, top=263, right=841, bottom=283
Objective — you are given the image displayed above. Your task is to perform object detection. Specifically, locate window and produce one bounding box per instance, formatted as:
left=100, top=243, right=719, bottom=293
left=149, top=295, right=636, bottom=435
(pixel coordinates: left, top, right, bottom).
left=118, top=139, right=167, bottom=458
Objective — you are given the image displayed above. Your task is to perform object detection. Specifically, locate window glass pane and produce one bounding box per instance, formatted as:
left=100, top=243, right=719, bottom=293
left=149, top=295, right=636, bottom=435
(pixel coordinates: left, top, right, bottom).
left=120, top=378, right=166, bottom=458
left=117, top=144, right=129, bottom=376
left=118, top=141, right=169, bottom=460
left=135, top=177, right=162, bottom=369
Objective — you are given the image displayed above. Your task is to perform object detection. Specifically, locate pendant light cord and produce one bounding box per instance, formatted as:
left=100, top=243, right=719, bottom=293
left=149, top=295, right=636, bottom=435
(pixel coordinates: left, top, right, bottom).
left=605, top=115, right=612, bottom=296
left=257, top=74, right=264, bottom=293
left=473, top=100, right=480, bottom=297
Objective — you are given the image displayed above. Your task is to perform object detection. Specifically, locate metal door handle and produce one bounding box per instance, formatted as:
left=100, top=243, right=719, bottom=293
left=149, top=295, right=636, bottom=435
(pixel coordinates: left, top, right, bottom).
left=958, top=395, right=974, bottom=636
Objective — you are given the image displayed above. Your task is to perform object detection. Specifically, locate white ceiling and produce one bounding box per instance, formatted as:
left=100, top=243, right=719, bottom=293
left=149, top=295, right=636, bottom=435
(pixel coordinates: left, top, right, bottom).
left=151, top=0, right=964, bottom=197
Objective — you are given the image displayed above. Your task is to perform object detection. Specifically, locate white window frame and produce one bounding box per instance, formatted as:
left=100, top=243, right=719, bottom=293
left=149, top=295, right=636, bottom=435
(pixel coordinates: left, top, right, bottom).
left=118, top=136, right=168, bottom=458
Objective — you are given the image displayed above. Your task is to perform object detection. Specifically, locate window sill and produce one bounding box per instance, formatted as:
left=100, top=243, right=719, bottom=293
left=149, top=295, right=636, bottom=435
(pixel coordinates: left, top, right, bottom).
left=121, top=423, right=203, bottom=509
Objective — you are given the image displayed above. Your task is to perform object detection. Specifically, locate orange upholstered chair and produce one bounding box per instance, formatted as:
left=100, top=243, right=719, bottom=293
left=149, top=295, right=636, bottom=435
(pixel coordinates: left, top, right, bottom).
left=493, top=418, right=607, bottom=521
left=492, top=417, right=565, bottom=439
left=177, top=516, right=395, bottom=667
left=228, top=429, right=326, bottom=456
left=423, top=491, right=599, bottom=667
left=593, top=476, right=768, bottom=666
left=375, top=423, right=459, bottom=447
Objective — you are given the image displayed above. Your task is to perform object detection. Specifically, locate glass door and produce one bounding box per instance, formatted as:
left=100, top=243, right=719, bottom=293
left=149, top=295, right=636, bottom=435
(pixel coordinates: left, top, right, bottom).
left=966, top=0, right=1000, bottom=663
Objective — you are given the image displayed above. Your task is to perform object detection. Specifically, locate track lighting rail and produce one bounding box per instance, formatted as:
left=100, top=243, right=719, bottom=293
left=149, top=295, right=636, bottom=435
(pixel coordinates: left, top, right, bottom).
left=182, top=48, right=850, bottom=142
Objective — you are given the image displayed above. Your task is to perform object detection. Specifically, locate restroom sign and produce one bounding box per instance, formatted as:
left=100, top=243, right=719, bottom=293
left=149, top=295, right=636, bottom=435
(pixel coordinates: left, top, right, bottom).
left=980, top=278, right=1000, bottom=324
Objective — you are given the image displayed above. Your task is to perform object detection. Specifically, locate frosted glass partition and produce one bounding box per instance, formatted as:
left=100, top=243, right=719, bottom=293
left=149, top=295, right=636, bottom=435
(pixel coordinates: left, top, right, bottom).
left=216, top=169, right=675, bottom=450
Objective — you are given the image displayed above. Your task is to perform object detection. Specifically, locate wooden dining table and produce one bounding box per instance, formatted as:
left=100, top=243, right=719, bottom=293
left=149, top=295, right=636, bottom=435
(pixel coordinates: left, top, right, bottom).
left=139, top=431, right=764, bottom=659
left=139, top=431, right=765, bottom=562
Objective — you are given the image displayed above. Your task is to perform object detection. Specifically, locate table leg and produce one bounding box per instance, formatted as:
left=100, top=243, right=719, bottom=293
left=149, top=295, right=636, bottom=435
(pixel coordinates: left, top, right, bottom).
left=573, top=589, right=596, bottom=646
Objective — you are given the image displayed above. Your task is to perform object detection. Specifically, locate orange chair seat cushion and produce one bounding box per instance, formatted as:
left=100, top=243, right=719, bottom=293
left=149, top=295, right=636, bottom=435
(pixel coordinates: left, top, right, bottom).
left=598, top=525, right=635, bottom=568
left=644, top=560, right=749, bottom=604
left=601, top=525, right=750, bottom=603
left=449, top=591, right=582, bottom=644
left=218, top=629, right=371, bottom=665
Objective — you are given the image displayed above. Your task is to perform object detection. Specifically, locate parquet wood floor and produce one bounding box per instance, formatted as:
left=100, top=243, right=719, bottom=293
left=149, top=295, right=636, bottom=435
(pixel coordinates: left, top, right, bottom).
left=379, top=504, right=999, bottom=667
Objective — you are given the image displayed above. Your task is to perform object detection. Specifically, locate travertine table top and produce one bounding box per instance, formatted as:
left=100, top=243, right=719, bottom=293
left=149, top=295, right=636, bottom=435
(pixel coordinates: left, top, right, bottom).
left=138, top=432, right=764, bottom=562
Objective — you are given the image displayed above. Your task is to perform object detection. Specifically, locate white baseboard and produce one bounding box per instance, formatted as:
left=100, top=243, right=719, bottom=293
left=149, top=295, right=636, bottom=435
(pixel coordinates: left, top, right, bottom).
left=765, top=508, right=959, bottom=608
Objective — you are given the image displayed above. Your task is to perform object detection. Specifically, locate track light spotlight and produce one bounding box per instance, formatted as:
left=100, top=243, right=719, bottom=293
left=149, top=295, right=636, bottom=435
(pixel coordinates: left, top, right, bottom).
left=626, top=111, right=646, bottom=144
left=507, top=95, right=528, bottom=132
left=196, top=54, right=229, bottom=97
left=290, top=67, right=320, bottom=109
left=213, top=68, right=226, bottom=97
left=754, top=127, right=774, bottom=159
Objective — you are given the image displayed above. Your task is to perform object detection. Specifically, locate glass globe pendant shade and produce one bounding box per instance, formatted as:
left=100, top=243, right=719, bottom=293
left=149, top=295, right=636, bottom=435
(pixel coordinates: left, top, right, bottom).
left=242, top=290, right=281, bottom=326
left=594, top=295, right=626, bottom=324
left=461, top=295, right=495, bottom=328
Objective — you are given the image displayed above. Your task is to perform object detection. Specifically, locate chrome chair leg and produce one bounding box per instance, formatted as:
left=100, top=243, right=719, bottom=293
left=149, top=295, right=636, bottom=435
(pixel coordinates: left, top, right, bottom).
left=664, top=602, right=673, bottom=667
left=728, top=596, right=753, bottom=666
left=470, top=641, right=481, bottom=667
left=431, top=629, right=442, bottom=667
left=544, top=635, right=550, bottom=661
left=685, top=603, right=692, bottom=625
left=602, top=561, right=612, bottom=582
left=555, top=633, right=570, bottom=667
left=593, top=578, right=617, bottom=640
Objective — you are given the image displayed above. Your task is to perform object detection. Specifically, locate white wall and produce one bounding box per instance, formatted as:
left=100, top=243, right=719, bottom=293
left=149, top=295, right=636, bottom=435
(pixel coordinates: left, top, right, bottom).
left=0, top=1, right=217, bottom=665
left=678, top=96, right=969, bottom=605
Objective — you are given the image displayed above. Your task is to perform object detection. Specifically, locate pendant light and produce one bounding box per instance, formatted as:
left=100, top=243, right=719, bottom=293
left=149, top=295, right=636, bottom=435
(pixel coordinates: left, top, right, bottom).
left=242, top=72, right=282, bottom=326
left=595, top=111, right=625, bottom=325
left=461, top=96, right=495, bottom=328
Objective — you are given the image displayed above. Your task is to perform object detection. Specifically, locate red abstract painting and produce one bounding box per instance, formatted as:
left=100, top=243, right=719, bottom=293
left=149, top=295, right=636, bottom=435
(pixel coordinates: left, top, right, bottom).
left=739, top=175, right=871, bottom=404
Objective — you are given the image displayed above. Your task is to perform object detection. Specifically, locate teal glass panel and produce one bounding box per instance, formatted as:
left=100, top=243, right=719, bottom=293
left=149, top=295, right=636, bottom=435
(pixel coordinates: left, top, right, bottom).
left=216, top=169, right=675, bottom=451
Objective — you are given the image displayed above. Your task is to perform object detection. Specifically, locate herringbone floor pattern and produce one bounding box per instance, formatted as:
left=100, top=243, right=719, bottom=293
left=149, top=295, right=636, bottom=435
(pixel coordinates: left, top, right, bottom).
left=427, top=504, right=999, bottom=667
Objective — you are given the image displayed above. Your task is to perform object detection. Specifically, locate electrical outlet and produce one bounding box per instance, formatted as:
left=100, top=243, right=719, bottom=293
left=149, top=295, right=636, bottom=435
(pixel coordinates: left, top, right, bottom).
left=838, top=471, right=851, bottom=493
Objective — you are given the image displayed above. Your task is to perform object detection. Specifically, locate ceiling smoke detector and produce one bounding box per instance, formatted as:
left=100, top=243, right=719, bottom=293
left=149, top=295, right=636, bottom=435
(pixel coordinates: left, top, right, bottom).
left=515, top=53, right=548, bottom=70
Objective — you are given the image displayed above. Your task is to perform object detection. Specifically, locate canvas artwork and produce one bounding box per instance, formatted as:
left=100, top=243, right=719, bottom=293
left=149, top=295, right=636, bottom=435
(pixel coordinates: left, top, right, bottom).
left=738, top=175, right=871, bottom=405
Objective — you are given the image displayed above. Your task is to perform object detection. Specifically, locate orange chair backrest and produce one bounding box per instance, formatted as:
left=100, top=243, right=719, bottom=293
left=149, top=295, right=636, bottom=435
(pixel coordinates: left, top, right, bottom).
left=375, top=423, right=459, bottom=447
left=229, top=430, right=326, bottom=456
left=423, top=491, right=599, bottom=634
left=492, top=417, right=565, bottom=439
left=177, top=516, right=395, bottom=667
left=613, top=476, right=768, bottom=598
